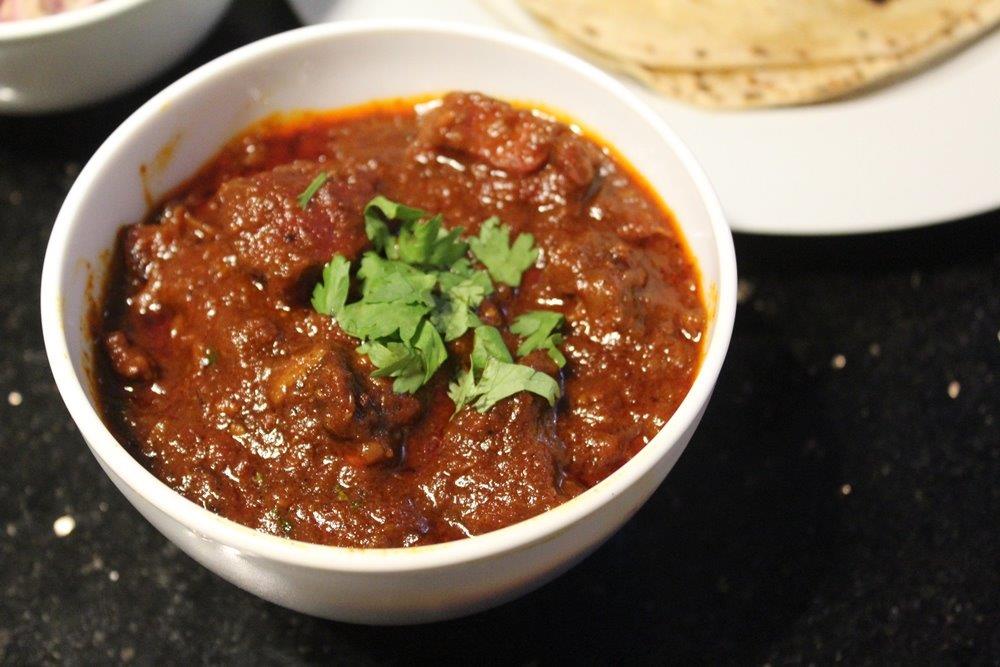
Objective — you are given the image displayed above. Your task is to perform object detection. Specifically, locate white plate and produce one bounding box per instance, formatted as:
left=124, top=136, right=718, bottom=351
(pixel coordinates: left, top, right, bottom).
left=287, top=0, right=1000, bottom=235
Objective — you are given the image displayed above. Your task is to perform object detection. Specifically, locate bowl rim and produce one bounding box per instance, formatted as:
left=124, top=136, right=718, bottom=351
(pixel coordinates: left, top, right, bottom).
left=40, top=19, right=737, bottom=573
left=0, top=0, right=153, bottom=41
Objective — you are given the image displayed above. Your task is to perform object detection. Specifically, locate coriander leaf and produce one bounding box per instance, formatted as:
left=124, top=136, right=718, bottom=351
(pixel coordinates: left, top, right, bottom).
left=337, top=301, right=429, bottom=341
left=391, top=370, right=426, bottom=395
left=427, top=225, right=470, bottom=267
left=470, top=358, right=560, bottom=412
left=315, top=197, right=558, bottom=405
left=448, top=271, right=493, bottom=308
left=357, top=322, right=446, bottom=394
left=510, top=310, right=562, bottom=350
left=436, top=260, right=492, bottom=296
left=365, top=217, right=391, bottom=255
left=365, top=195, right=431, bottom=222
left=511, top=310, right=566, bottom=368
left=444, top=258, right=475, bottom=279
left=311, top=254, right=351, bottom=317
left=364, top=195, right=429, bottom=226
left=397, top=214, right=441, bottom=264
left=471, top=325, right=512, bottom=376
left=384, top=339, right=427, bottom=394
left=450, top=327, right=560, bottom=412
left=435, top=271, right=462, bottom=293
left=364, top=195, right=429, bottom=257
left=398, top=214, right=469, bottom=268
left=360, top=340, right=422, bottom=379
left=469, top=217, right=539, bottom=287
left=363, top=196, right=468, bottom=268
left=431, top=294, right=481, bottom=342
left=430, top=270, right=493, bottom=341
left=297, top=172, right=329, bottom=210
left=412, top=319, right=447, bottom=383
left=357, top=253, right=436, bottom=306
left=448, top=368, right=477, bottom=412
left=545, top=345, right=567, bottom=368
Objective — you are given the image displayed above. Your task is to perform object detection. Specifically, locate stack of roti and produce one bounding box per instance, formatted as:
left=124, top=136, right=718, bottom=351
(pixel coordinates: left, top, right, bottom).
left=518, top=0, right=1000, bottom=108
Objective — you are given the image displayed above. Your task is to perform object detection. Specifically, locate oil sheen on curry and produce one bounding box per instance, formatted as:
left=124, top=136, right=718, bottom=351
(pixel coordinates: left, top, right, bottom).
left=94, top=92, right=706, bottom=548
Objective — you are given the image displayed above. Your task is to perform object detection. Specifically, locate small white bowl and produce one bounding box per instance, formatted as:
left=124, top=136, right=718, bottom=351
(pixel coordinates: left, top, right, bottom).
left=0, top=0, right=230, bottom=113
left=41, top=21, right=736, bottom=624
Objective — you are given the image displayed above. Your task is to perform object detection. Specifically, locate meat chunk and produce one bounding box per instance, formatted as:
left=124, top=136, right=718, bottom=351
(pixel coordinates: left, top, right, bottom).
left=122, top=206, right=215, bottom=281
left=209, top=162, right=373, bottom=295
left=593, top=180, right=673, bottom=242
left=416, top=93, right=609, bottom=213
left=229, top=317, right=280, bottom=359
left=527, top=228, right=652, bottom=343
left=104, top=331, right=155, bottom=381
left=351, top=369, right=423, bottom=434
left=518, top=348, right=561, bottom=377
left=517, top=121, right=606, bottom=210
left=418, top=92, right=558, bottom=174
left=268, top=346, right=327, bottom=407
left=275, top=348, right=360, bottom=439
left=413, top=395, right=566, bottom=536
left=549, top=131, right=604, bottom=189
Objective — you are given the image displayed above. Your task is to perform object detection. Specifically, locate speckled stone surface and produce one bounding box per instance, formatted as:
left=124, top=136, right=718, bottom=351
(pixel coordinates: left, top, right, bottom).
left=1, top=2, right=998, bottom=664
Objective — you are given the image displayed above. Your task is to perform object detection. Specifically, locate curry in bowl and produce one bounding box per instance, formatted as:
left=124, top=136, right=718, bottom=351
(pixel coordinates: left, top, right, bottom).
left=93, top=91, right=705, bottom=548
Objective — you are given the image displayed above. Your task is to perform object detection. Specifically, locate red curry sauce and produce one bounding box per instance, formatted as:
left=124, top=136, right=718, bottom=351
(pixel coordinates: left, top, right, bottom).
left=94, top=92, right=706, bottom=547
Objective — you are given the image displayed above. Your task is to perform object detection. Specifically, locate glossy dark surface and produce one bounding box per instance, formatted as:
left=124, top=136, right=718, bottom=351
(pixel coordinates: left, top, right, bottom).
left=95, top=93, right=703, bottom=547
left=1, top=2, right=997, bottom=663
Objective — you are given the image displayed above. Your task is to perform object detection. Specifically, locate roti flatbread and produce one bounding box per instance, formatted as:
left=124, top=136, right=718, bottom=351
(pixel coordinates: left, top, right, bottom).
left=525, top=0, right=1000, bottom=107
left=520, top=0, right=995, bottom=69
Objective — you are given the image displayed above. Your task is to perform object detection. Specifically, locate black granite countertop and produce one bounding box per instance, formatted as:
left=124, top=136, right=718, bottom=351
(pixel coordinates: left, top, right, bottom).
left=1, top=2, right=997, bottom=664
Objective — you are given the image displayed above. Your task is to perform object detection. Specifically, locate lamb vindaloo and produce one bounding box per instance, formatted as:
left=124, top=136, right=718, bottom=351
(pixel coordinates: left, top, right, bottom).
left=94, top=92, right=706, bottom=547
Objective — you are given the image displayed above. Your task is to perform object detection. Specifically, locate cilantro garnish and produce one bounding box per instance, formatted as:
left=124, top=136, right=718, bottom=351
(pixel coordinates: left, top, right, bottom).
left=449, top=326, right=560, bottom=413
left=358, top=320, right=446, bottom=393
left=471, top=358, right=560, bottom=412
left=511, top=311, right=566, bottom=368
left=312, top=195, right=565, bottom=412
left=310, top=254, right=350, bottom=316
left=297, top=171, right=329, bottom=210
left=363, top=195, right=468, bottom=266
left=468, top=216, right=539, bottom=287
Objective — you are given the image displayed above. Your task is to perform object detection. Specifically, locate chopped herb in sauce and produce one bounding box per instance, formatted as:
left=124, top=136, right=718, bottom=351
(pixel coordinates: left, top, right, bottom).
left=468, top=216, right=539, bottom=287
left=511, top=311, right=566, bottom=368
left=296, top=171, right=329, bottom=209
left=312, top=196, right=565, bottom=410
left=94, top=92, right=707, bottom=548
left=448, top=326, right=559, bottom=413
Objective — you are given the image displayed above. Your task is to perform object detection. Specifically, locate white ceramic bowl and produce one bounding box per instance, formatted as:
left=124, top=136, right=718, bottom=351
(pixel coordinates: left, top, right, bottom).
left=41, top=21, right=736, bottom=624
left=0, top=0, right=230, bottom=113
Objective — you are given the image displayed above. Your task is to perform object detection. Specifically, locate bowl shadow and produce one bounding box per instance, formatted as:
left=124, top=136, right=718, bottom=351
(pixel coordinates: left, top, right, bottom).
left=255, top=302, right=846, bottom=664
